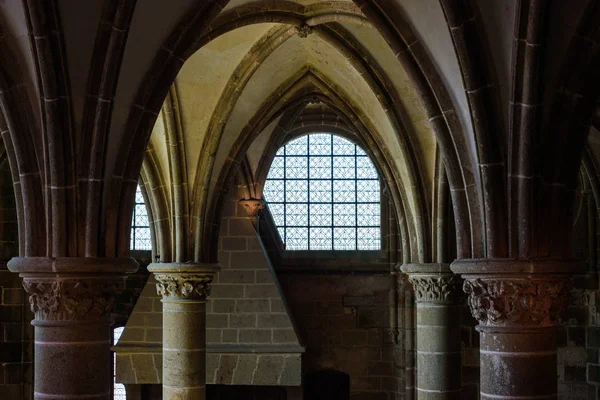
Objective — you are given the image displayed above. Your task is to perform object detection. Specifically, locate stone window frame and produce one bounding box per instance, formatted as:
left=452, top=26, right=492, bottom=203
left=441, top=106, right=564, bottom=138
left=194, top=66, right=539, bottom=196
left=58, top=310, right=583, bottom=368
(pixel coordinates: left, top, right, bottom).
left=257, top=131, right=391, bottom=272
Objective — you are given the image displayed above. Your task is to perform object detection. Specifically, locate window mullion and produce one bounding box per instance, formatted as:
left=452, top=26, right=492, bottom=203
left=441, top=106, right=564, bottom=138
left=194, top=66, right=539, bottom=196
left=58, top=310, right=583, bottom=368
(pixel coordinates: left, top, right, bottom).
left=330, top=134, right=334, bottom=250
left=355, top=145, right=358, bottom=250
left=307, top=137, right=311, bottom=250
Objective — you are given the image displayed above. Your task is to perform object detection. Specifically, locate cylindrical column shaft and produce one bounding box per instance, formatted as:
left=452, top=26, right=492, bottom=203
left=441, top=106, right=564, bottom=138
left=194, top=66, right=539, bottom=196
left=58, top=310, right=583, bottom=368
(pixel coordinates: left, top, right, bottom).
left=479, top=328, right=557, bottom=399
left=415, top=302, right=462, bottom=399
left=401, top=263, right=463, bottom=400
left=452, top=259, right=578, bottom=400
left=162, top=299, right=207, bottom=399
left=7, top=257, right=138, bottom=400
left=34, top=321, right=112, bottom=399
left=148, top=262, right=219, bottom=400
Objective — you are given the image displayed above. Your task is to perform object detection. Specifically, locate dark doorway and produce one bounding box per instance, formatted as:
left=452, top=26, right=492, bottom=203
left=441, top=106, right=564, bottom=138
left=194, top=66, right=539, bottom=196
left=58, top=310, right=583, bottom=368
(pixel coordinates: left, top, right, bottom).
left=304, top=370, right=350, bottom=400
left=207, top=385, right=287, bottom=400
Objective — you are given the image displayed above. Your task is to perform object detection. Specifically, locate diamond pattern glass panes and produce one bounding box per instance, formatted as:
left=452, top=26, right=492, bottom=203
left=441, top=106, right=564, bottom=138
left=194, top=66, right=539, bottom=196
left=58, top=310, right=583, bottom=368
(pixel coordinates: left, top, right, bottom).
left=269, top=203, right=285, bottom=227
left=267, top=157, right=284, bottom=179
left=310, top=227, right=332, bottom=250
left=358, top=228, right=381, bottom=250
left=357, top=157, right=378, bottom=179
left=264, top=180, right=284, bottom=202
left=310, top=204, right=332, bottom=225
left=333, top=156, right=355, bottom=179
left=333, top=180, right=355, bottom=203
left=263, top=134, right=380, bottom=250
left=309, top=180, right=332, bottom=202
left=287, top=227, right=308, bottom=250
left=131, top=186, right=151, bottom=251
left=286, top=180, right=308, bottom=202
left=113, top=327, right=126, bottom=400
left=334, top=203, right=356, bottom=226
left=286, top=157, right=308, bottom=179
left=309, top=157, right=331, bottom=179
left=286, top=203, right=308, bottom=226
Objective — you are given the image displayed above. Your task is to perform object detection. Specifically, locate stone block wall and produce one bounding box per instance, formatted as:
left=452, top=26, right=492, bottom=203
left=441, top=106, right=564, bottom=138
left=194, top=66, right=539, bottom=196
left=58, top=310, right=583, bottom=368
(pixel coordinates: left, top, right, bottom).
left=278, top=272, right=398, bottom=399
left=115, top=188, right=304, bottom=388
left=0, top=264, right=32, bottom=400
left=0, top=157, right=31, bottom=399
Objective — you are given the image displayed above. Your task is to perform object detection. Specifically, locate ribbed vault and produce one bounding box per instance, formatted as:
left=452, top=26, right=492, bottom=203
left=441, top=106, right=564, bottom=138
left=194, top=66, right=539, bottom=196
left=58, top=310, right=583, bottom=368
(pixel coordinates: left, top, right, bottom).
left=143, top=2, right=448, bottom=265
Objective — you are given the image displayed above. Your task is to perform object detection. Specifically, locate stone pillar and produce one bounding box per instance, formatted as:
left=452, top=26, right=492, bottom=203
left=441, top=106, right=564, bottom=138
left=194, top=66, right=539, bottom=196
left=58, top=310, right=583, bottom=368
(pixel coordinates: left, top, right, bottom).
left=147, top=263, right=219, bottom=400
left=452, top=259, right=578, bottom=400
left=7, top=257, right=138, bottom=400
left=401, top=263, right=463, bottom=400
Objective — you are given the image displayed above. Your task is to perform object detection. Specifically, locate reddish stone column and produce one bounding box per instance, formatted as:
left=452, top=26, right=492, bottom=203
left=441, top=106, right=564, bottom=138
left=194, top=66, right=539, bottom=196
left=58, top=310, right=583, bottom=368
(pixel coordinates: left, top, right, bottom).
left=401, top=263, right=463, bottom=400
left=452, top=260, right=578, bottom=400
left=147, top=263, right=219, bottom=400
left=7, top=257, right=138, bottom=400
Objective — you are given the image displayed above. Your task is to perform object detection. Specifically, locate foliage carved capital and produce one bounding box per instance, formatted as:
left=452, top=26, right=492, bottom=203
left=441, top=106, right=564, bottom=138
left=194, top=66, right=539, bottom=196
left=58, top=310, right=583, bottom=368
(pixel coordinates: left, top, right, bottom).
left=154, top=273, right=214, bottom=300
left=22, top=277, right=125, bottom=321
left=463, top=277, right=571, bottom=328
left=408, top=275, right=463, bottom=303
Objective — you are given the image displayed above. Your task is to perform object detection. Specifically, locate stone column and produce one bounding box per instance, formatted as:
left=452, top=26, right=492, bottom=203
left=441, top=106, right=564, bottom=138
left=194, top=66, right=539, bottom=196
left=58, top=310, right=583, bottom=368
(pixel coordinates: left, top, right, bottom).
left=401, top=263, right=463, bottom=400
left=452, top=259, right=578, bottom=400
left=7, top=257, right=138, bottom=400
left=147, top=263, right=219, bottom=400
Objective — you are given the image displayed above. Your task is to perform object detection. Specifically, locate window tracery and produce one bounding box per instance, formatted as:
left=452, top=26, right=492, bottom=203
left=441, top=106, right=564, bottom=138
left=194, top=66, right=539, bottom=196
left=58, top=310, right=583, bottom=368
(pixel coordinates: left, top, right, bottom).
left=263, top=133, right=381, bottom=250
left=130, top=186, right=151, bottom=250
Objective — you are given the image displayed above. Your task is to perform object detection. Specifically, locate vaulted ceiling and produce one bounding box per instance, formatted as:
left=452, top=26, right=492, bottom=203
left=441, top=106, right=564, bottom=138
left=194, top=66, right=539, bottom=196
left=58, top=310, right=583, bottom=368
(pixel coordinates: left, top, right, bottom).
left=0, top=0, right=597, bottom=261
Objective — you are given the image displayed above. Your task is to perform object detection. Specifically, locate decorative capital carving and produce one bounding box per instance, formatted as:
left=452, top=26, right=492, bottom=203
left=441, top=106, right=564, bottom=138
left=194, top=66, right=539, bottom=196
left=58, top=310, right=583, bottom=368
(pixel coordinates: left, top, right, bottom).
left=22, top=277, right=126, bottom=321
left=463, top=277, right=571, bottom=328
left=296, top=24, right=314, bottom=38
left=239, top=198, right=265, bottom=218
left=153, top=273, right=214, bottom=300
left=408, top=274, right=463, bottom=303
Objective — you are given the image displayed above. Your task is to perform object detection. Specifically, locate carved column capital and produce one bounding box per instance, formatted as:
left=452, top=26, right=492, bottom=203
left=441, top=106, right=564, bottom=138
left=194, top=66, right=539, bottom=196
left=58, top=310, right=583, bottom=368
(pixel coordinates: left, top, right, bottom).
left=399, top=263, right=463, bottom=304
left=7, top=257, right=138, bottom=322
left=451, top=259, right=581, bottom=329
left=148, top=262, right=220, bottom=301
left=462, top=277, right=571, bottom=328
left=408, top=275, right=463, bottom=303
left=22, top=276, right=126, bottom=321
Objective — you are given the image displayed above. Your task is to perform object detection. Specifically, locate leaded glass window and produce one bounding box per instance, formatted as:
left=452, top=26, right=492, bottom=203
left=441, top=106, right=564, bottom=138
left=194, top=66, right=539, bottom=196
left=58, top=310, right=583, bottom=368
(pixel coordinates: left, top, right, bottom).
left=264, top=134, right=381, bottom=250
left=130, top=186, right=151, bottom=250
left=113, top=327, right=126, bottom=400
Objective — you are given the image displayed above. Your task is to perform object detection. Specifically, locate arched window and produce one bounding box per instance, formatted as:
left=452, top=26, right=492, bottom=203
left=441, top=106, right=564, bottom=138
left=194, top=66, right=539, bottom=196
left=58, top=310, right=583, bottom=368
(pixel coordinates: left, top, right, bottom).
left=130, top=186, right=151, bottom=250
left=263, top=133, right=381, bottom=250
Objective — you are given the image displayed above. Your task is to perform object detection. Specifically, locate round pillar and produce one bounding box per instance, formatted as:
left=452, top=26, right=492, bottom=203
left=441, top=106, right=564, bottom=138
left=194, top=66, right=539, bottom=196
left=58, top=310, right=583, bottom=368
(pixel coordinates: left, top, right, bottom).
left=401, top=263, right=463, bottom=400
left=148, top=263, right=219, bottom=400
left=452, top=259, right=579, bottom=400
left=7, top=257, right=138, bottom=400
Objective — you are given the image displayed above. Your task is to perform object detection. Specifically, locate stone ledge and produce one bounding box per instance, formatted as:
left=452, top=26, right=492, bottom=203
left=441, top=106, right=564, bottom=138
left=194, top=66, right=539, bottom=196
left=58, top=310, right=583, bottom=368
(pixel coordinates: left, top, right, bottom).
left=113, top=344, right=305, bottom=354
left=115, top=347, right=303, bottom=386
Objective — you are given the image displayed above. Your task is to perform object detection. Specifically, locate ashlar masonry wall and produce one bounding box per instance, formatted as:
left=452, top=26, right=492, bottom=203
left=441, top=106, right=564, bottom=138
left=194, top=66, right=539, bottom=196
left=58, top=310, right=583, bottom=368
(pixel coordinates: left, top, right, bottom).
left=115, top=188, right=304, bottom=389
